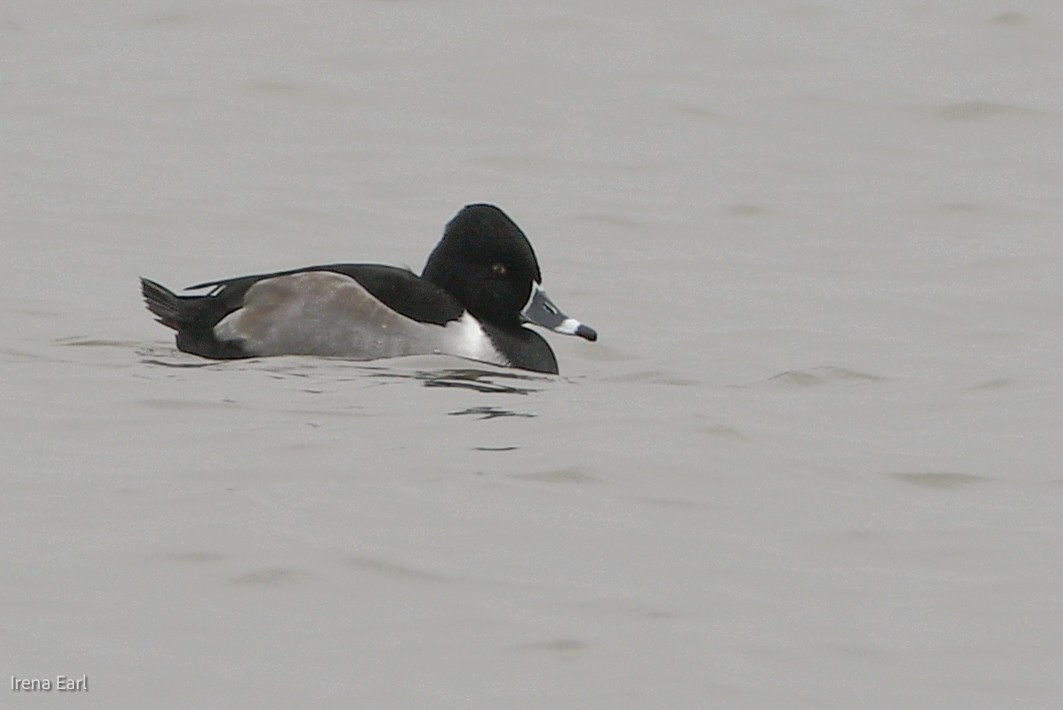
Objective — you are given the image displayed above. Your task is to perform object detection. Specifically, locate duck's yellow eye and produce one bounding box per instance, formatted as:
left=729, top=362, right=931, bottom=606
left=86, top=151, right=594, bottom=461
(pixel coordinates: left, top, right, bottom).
left=491, top=263, right=507, bottom=275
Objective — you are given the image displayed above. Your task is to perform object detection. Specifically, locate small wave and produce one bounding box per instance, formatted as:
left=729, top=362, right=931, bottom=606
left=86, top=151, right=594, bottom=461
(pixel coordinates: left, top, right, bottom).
left=345, top=556, right=453, bottom=584
left=229, top=568, right=304, bottom=587
left=888, top=472, right=988, bottom=489
left=604, top=369, right=699, bottom=386
left=511, top=638, right=588, bottom=654
left=56, top=337, right=140, bottom=348
left=449, top=406, right=534, bottom=420
left=762, top=365, right=886, bottom=387
left=936, top=101, right=1036, bottom=121
left=701, top=424, right=745, bottom=440
left=967, top=377, right=1019, bottom=391
left=515, top=466, right=602, bottom=484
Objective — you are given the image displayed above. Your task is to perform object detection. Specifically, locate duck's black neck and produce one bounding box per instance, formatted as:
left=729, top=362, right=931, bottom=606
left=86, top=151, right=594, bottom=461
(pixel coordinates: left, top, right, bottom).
left=481, top=324, right=559, bottom=374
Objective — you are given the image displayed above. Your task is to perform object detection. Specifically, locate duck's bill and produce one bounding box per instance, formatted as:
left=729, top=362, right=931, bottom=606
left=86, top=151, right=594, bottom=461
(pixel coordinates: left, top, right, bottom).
left=521, top=283, right=598, bottom=342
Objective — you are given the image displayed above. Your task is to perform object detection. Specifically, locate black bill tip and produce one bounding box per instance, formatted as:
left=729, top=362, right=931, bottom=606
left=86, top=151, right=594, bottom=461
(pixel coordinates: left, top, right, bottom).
left=575, top=324, right=597, bottom=342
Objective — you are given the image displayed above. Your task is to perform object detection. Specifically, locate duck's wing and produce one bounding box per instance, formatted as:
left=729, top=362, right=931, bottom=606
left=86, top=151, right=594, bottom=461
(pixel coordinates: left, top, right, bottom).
left=189, top=264, right=464, bottom=325
left=145, top=264, right=498, bottom=362
left=212, top=269, right=500, bottom=362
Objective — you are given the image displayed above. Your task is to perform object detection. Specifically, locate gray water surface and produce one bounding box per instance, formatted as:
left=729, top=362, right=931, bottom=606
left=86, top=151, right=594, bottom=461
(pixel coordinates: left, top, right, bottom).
left=3, top=1, right=1063, bottom=708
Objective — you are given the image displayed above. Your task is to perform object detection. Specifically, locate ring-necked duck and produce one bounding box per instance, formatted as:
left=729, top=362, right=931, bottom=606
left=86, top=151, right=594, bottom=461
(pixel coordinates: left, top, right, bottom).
left=140, top=204, right=597, bottom=374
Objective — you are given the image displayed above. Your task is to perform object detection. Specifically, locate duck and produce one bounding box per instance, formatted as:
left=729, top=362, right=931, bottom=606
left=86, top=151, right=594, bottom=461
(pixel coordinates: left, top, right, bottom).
left=140, top=203, right=597, bottom=374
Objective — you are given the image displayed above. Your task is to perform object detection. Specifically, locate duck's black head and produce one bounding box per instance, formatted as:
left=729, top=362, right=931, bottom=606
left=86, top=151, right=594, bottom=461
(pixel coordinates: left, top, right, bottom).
left=422, top=204, right=542, bottom=329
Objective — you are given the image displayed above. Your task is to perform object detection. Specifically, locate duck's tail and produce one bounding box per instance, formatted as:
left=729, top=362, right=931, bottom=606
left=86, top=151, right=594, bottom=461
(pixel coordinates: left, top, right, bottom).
left=140, top=277, right=184, bottom=330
